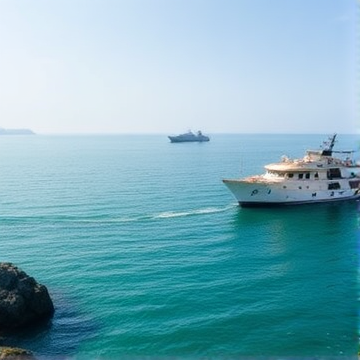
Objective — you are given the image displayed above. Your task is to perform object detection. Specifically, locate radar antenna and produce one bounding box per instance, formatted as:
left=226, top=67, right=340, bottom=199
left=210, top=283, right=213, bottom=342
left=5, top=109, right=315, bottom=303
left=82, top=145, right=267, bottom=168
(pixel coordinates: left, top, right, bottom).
left=321, top=134, right=337, bottom=156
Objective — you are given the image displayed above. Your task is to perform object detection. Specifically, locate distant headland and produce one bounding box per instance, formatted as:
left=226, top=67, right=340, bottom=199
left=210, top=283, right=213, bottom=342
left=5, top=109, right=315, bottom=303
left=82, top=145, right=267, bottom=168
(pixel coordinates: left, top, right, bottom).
left=0, top=127, right=35, bottom=135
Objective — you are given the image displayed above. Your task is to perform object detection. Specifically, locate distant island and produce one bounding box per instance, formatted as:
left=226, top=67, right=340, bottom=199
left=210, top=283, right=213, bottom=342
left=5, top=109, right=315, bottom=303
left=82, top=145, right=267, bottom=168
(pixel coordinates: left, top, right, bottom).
left=0, top=128, right=35, bottom=135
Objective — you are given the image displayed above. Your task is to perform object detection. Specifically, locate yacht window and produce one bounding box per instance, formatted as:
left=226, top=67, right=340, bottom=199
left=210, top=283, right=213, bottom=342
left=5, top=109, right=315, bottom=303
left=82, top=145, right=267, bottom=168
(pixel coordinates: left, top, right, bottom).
left=349, top=180, right=360, bottom=189
left=305, top=173, right=310, bottom=179
left=288, top=173, right=294, bottom=178
left=314, top=172, right=319, bottom=179
left=328, top=182, right=340, bottom=190
left=298, top=174, right=304, bottom=179
left=327, top=168, right=341, bottom=179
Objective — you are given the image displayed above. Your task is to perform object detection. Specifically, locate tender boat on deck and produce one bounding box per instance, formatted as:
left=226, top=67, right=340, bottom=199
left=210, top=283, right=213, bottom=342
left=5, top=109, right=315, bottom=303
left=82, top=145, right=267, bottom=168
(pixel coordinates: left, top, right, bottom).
left=223, top=134, right=360, bottom=207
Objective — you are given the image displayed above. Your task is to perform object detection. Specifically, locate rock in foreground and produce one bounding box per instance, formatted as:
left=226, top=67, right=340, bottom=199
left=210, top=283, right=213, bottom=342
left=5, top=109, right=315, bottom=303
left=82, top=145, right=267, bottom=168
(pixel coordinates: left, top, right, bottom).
left=0, top=347, right=36, bottom=360
left=0, top=263, right=54, bottom=330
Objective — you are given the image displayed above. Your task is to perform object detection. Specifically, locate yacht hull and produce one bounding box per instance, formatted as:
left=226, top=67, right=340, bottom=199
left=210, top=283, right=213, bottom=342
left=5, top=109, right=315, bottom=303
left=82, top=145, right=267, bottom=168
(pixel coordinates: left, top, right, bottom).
left=222, top=179, right=360, bottom=207
left=168, top=136, right=209, bottom=143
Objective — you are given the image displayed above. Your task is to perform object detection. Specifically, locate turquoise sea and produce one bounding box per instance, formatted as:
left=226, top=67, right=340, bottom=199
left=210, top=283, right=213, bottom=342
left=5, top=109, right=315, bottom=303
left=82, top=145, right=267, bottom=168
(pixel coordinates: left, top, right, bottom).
left=0, top=134, right=359, bottom=359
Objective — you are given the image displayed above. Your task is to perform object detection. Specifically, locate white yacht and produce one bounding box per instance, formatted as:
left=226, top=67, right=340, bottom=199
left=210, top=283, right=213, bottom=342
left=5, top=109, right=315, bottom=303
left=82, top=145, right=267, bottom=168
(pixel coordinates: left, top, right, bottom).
left=223, top=134, right=360, bottom=207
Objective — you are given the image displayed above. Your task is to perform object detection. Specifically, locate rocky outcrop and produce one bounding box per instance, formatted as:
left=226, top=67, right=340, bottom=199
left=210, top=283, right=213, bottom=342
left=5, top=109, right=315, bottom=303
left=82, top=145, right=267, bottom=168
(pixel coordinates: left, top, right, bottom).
left=0, top=347, right=36, bottom=360
left=0, top=263, right=54, bottom=330
left=0, top=128, right=35, bottom=135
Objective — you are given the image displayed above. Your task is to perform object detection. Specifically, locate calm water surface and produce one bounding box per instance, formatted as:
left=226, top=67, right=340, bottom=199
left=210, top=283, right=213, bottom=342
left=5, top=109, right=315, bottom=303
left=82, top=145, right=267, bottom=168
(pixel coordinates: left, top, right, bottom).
left=0, top=134, right=359, bottom=358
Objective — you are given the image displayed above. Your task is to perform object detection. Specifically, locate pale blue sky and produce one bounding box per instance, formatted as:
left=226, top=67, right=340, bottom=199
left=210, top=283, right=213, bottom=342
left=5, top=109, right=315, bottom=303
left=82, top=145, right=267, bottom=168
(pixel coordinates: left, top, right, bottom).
left=0, top=0, right=358, bottom=134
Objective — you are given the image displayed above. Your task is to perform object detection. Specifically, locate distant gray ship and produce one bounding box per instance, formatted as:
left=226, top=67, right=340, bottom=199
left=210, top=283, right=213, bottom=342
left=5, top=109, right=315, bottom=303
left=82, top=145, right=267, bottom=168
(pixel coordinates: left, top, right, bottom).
left=0, top=128, right=35, bottom=135
left=168, top=130, right=210, bottom=143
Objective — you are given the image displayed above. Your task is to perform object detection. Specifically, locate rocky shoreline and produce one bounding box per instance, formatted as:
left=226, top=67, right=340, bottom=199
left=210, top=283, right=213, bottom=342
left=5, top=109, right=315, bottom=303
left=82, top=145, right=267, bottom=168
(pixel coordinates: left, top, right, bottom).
left=0, top=346, right=35, bottom=359
left=0, top=263, right=54, bottom=359
left=0, top=128, right=35, bottom=135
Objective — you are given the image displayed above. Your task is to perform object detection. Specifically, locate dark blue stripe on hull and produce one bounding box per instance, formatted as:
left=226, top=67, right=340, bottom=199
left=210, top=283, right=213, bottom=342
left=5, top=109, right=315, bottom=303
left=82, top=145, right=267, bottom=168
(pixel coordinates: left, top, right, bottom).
left=239, top=194, right=360, bottom=207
